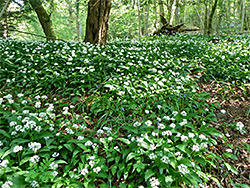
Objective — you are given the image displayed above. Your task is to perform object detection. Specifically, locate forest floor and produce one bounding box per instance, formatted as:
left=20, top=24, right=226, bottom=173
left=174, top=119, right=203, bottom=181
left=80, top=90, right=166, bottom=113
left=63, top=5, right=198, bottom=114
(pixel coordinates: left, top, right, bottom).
left=198, top=80, right=250, bottom=187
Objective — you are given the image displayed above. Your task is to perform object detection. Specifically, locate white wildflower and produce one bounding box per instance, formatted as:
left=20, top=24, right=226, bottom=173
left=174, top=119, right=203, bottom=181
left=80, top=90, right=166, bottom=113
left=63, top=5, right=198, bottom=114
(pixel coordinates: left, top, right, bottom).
left=178, top=164, right=189, bottom=174
left=13, top=145, right=23, bottom=153
left=93, top=166, right=101, bottom=173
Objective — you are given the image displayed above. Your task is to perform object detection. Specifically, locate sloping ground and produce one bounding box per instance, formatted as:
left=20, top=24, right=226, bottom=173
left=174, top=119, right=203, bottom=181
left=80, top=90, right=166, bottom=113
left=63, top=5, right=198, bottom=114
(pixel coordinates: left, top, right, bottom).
left=198, top=80, right=250, bottom=187
left=0, top=34, right=250, bottom=187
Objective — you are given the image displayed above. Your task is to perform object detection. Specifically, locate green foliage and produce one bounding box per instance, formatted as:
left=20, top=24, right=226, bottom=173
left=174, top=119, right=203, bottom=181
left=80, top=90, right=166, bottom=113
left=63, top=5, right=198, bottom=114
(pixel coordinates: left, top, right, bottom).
left=0, top=34, right=249, bottom=187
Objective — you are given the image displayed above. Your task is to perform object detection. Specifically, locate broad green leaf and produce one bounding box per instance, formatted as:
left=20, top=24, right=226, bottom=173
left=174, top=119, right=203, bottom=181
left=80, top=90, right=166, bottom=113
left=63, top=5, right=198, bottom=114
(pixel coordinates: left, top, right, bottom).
left=0, top=129, right=10, bottom=138
left=117, top=137, right=131, bottom=145
left=222, top=152, right=238, bottom=160
left=126, top=152, right=136, bottom=163
left=63, top=144, right=74, bottom=152
left=225, top=162, right=238, bottom=175
left=145, top=169, right=154, bottom=182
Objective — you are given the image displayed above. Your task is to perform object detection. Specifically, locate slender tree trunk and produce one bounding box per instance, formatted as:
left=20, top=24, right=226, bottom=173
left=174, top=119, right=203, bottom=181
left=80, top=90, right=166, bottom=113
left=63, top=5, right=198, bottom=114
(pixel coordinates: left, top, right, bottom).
left=84, top=0, right=112, bottom=45
left=145, top=5, right=149, bottom=36
left=204, top=2, right=208, bottom=34
left=0, top=0, right=10, bottom=38
left=194, top=6, right=203, bottom=29
left=226, top=0, right=230, bottom=30
left=240, top=0, right=245, bottom=32
left=29, top=0, right=56, bottom=40
left=169, top=0, right=176, bottom=25
left=207, top=0, right=219, bottom=35
left=137, top=0, right=142, bottom=37
left=154, top=0, right=157, bottom=29
left=76, top=0, right=80, bottom=41
left=132, top=0, right=136, bottom=9
left=159, top=0, right=164, bottom=14
left=175, top=0, right=180, bottom=24
left=0, top=0, right=10, bottom=19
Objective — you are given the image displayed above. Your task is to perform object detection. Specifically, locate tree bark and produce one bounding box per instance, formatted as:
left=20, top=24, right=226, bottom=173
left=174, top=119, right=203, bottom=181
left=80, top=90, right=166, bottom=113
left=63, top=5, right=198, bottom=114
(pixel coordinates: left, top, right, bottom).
left=204, top=2, right=208, bottom=34
left=76, top=0, right=80, bottom=42
left=137, top=0, right=142, bottom=37
left=154, top=0, right=157, bottom=29
left=159, top=0, right=164, bottom=14
left=0, top=0, right=10, bottom=38
left=207, top=0, right=219, bottom=35
left=29, top=0, right=56, bottom=41
left=169, top=0, right=176, bottom=25
left=240, top=0, right=245, bottom=32
left=84, top=0, right=112, bottom=45
left=0, top=0, right=11, bottom=19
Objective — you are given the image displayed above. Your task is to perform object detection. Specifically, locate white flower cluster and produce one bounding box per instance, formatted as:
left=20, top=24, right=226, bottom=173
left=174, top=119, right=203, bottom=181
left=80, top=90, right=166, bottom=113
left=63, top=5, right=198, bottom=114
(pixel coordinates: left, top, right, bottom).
left=28, top=142, right=41, bottom=153
left=30, top=180, right=39, bottom=188
left=0, top=160, right=9, bottom=168
left=149, top=177, right=160, bottom=188
left=178, top=164, right=189, bottom=175
left=161, top=156, right=170, bottom=164
left=29, top=155, right=40, bottom=164
left=49, top=162, right=58, bottom=170
left=236, top=121, right=244, bottom=131
left=1, top=181, right=13, bottom=188
left=13, top=145, right=23, bottom=153
left=62, top=107, right=69, bottom=115
left=3, top=94, right=14, bottom=104
left=145, top=120, right=152, bottom=127
left=81, top=168, right=88, bottom=176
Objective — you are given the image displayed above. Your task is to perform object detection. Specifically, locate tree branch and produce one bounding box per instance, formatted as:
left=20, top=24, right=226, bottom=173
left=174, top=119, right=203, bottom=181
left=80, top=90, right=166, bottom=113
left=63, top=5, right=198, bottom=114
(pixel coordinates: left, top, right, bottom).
left=0, top=0, right=12, bottom=19
left=0, top=28, right=65, bottom=41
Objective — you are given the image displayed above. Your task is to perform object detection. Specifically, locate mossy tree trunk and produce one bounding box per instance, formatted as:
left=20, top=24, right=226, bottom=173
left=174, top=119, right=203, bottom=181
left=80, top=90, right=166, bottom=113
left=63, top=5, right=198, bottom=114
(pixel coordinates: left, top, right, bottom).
left=29, top=0, right=56, bottom=41
left=84, top=0, right=112, bottom=46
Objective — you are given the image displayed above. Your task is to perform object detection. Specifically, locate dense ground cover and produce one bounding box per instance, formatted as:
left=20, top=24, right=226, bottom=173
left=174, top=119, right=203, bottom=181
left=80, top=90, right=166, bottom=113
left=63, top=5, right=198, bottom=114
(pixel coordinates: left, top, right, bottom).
left=0, top=34, right=250, bottom=188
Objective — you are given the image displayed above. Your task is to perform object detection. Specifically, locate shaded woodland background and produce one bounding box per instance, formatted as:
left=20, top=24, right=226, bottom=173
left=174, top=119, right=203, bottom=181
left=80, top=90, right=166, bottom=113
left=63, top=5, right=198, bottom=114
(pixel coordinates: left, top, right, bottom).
left=0, top=0, right=250, bottom=43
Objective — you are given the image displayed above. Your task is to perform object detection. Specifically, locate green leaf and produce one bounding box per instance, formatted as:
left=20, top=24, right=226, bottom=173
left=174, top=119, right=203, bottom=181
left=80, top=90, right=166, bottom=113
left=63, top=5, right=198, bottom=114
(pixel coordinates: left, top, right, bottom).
left=97, top=171, right=108, bottom=179
left=1, top=149, right=12, bottom=159
left=55, top=160, right=67, bottom=164
left=0, top=129, right=10, bottom=138
left=122, top=126, right=138, bottom=134
left=210, top=177, right=223, bottom=188
left=165, top=176, right=174, bottom=186
left=19, top=157, right=30, bottom=166
left=64, top=143, right=74, bottom=152
left=111, top=165, right=117, bottom=176
left=223, top=152, right=238, bottom=160
left=126, top=152, right=136, bottom=163
left=224, top=162, right=238, bottom=175
left=117, top=137, right=131, bottom=145
left=193, top=156, right=206, bottom=166
left=119, top=183, right=127, bottom=188
left=145, top=169, right=154, bottom=182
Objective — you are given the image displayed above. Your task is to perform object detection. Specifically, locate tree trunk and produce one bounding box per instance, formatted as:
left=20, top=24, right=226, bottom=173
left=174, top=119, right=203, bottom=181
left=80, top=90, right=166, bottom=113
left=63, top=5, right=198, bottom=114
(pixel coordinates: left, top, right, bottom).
left=84, top=0, right=111, bottom=45
left=137, top=0, right=142, bottom=37
left=0, top=0, right=11, bottom=19
left=175, top=0, right=180, bottom=24
left=159, top=0, right=164, bottom=14
left=240, top=0, right=245, bottom=32
left=76, top=0, right=80, bottom=42
left=0, top=0, right=10, bottom=38
left=204, top=2, right=208, bottom=34
left=29, top=0, right=56, bottom=41
left=169, top=0, right=176, bottom=25
left=194, top=6, right=203, bottom=29
left=154, top=0, right=157, bottom=29
left=207, top=0, right=219, bottom=35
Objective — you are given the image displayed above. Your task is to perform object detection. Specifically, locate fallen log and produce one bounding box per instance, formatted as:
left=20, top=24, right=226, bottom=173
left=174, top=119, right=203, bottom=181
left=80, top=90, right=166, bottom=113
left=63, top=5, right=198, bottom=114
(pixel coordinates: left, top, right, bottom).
left=153, top=13, right=200, bottom=35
